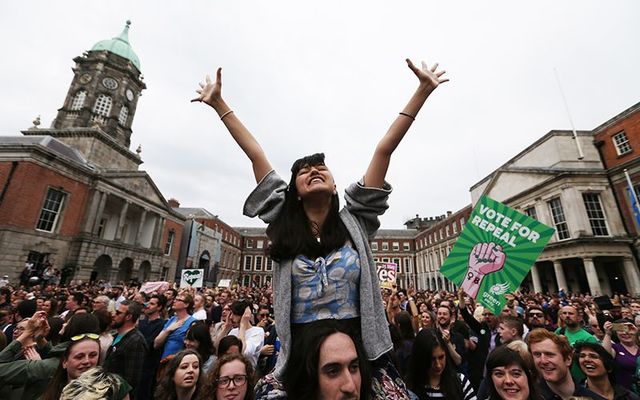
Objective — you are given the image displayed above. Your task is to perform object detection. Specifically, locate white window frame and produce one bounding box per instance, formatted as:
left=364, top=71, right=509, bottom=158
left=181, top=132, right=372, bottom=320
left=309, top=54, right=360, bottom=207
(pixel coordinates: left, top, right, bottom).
left=612, top=131, right=632, bottom=156
left=382, top=242, right=389, bottom=251
left=582, top=193, right=609, bottom=236
left=244, top=255, right=252, bottom=271
left=118, top=106, right=129, bottom=126
left=371, top=242, right=378, bottom=251
left=255, top=256, right=263, bottom=271
left=392, top=242, right=400, bottom=251
left=403, top=242, right=410, bottom=252
left=36, top=188, right=66, bottom=232
left=70, top=90, right=87, bottom=111
left=548, top=197, right=570, bottom=240
left=164, top=229, right=175, bottom=255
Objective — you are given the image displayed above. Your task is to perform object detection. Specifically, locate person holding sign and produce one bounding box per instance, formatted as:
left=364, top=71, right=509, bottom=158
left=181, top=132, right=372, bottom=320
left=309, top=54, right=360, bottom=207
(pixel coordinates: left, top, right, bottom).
left=192, top=58, right=448, bottom=398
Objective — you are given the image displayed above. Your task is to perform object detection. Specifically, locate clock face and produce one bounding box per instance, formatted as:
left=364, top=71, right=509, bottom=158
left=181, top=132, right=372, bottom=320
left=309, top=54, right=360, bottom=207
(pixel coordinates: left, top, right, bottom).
left=126, top=89, right=135, bottom=101
left=102, top=77, right=118, bottom=90
left=79, top=73, right=92, bottom=84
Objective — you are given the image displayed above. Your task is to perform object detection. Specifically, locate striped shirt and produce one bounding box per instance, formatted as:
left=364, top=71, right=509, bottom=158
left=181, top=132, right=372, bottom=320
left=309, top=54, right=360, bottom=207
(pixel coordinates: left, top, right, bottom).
left=422, top=373, right=477, bottom=400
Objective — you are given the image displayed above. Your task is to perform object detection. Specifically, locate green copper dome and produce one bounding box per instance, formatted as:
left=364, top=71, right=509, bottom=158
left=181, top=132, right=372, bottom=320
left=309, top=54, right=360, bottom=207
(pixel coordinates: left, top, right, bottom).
left=91, top=20, right=141, bottom=71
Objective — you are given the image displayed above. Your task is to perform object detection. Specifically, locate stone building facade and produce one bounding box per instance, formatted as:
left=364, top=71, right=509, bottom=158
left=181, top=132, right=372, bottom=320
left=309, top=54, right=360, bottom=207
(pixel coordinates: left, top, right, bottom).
left=0, top=22, right=184, bottom=284
left=470, top=129, right=640, bottom=295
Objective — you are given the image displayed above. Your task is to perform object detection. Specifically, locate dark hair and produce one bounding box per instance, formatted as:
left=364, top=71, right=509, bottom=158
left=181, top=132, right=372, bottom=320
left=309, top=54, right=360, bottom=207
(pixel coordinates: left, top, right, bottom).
left=230, top=300, right=252, bottom=317
left=93, top=309, right=112, bottom=333
left=574, top=341, right=617, bottom=385
left=218, top=335, right=243, bottom=357
left=199, top=353, right=255, bottom=400
left=61, top=313, right=100, bottom=342
left=150, top=294, right=167, bottom=310
left=70, top=292, right=86, bottom=307
left=120, top=300, right=142, bottom=322
left=186, top=322, right=215, bottom=363
left=47, top=317, right=64, bottom=345
left=166, top=288, right=178, bottom=298
left=17, top=299, right=37, bottom=319
left=406, top=329, right=463, bottom=399
left=283, top=319, right=371, bottom=400
left=267, top=153, right=348, bottom=262
left=156, top=349, right=203, bottom=400
left=44, top=297, right=59, bottom=318
left=396, top=311, right=416, bottom=341
left=0, top=287, right=11, bottom=301
left=499, top=315, right=524, bottom=338
left=42, top=335, right=101, bottom=400
left=486, top=346, right=539, bottom=400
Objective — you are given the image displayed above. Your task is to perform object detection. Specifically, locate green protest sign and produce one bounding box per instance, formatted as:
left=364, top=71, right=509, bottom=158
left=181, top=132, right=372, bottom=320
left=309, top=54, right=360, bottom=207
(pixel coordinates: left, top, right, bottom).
left=440, top=196, right=555, bottom=315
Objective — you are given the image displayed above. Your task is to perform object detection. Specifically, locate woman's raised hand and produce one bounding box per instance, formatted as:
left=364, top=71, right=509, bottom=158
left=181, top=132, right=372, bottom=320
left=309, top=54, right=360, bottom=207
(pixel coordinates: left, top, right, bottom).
left=406, top=58, right=449, bottom=93
left=191, top=67, right=223, bottom=108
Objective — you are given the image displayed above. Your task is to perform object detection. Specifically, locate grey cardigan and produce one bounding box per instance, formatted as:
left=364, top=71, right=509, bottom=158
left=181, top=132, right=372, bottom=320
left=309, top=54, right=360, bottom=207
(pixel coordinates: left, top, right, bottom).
left=243, top=170, right=393, bottom=378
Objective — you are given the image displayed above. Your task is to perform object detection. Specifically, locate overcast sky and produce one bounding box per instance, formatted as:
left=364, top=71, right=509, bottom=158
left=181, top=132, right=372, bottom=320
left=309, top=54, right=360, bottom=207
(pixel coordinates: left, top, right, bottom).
left=1, top=1, right=638, bottom=228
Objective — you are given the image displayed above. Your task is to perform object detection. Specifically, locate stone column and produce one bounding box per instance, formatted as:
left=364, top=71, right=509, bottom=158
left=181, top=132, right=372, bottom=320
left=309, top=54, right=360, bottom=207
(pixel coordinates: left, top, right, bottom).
left=583, top=257, right=602, bottom=296
left=435, top=274, right=440, bottom=291
left=82, top=190, right=101, bottom=233
left=115, top=201, right=130, bottom=241
left=623, top=257, right=640, bottom=296
left=152, top=216, right=166, bottom=249
left=553, top=260, right=568, bottom=292
left=135, top=209, right=147, bottom=246
left=92, top=191, right=108, bottom=235
left=530, top=263, right=542, bottom=293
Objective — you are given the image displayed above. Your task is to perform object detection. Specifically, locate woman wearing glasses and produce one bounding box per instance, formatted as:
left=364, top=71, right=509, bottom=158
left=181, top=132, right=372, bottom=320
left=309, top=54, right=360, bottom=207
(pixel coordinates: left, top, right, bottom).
left=200, top=353, right=255, bottom=400
left=155, top=349, right=203, bottom=400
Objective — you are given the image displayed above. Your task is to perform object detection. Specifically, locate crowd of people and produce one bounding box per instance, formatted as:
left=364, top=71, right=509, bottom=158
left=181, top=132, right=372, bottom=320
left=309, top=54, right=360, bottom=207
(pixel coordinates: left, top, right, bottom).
left=0, top=280, right=639, bottom=399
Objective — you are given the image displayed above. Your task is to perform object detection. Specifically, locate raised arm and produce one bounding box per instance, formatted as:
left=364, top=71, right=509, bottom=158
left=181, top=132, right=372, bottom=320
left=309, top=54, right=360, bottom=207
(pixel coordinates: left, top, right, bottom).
left=192, top=68, right=273, bottom=183
left=363, top=59, right=448, bottom=188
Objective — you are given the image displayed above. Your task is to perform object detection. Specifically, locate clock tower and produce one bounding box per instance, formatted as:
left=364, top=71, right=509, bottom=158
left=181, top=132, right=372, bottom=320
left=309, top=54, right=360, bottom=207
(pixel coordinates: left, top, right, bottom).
left=51, top=21, right=146, bottom=151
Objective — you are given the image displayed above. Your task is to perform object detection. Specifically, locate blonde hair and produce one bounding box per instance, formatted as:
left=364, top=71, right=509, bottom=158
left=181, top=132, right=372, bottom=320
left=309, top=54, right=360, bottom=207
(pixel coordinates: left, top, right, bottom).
left=60, top=367, right=121, bottom=400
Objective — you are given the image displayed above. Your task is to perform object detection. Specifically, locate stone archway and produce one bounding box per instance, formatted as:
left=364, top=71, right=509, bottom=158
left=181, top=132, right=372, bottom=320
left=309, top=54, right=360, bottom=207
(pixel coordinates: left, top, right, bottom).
left=117, top=257, right=134, bottom=284
left=138, top=260, right=151, bottom=282
left=92, top=254, right=113, bottom=282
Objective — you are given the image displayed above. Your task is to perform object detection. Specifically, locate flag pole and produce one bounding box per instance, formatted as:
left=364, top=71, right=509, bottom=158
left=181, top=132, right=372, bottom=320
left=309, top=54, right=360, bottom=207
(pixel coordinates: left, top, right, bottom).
left=553, top=68, right=584, bottom=160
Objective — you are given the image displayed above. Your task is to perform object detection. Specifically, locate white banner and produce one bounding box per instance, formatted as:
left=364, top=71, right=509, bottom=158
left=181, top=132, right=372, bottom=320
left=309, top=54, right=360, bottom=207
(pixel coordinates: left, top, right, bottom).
left=180, top=269, right=204, bottom=288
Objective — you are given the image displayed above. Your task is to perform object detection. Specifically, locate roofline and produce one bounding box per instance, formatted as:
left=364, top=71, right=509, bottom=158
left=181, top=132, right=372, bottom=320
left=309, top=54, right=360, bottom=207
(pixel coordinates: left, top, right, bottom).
left=469, top=130, right=593, bottom=191
left=592, top=101, right=640, bottom=133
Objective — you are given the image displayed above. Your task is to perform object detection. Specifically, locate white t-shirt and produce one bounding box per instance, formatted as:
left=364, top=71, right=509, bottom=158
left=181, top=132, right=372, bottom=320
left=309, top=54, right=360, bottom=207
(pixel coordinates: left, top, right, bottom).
left=229, top=326, right=264, bottom=367
left=192, top=309, right=207, bottom=321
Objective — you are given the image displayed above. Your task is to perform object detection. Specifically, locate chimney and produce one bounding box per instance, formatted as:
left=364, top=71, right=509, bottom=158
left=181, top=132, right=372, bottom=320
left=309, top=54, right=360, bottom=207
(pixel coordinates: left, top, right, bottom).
left=168, top=198, right=180, bottom=208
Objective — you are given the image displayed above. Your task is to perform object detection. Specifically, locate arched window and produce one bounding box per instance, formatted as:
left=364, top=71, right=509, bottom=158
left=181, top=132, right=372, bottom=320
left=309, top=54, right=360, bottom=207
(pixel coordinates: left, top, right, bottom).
left=70, top=91, right=87, bottom=110
left=92, top=94, right=112, bottom=117
left=118, top=106, right=129, bottom=126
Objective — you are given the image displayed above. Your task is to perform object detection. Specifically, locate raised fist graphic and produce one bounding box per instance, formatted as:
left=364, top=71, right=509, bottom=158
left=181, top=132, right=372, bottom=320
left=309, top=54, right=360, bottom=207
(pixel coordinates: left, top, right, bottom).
left=460, top=242, right=506, bottom=298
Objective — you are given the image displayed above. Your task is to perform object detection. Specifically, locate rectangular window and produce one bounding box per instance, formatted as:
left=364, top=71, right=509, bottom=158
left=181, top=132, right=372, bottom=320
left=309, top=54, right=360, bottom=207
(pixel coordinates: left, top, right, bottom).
left=257, top=240, right=264, bottom=249
left=548, top=198, right=570, bottom=240
left=382, top=257, right=390, bottom=263
left=460, top=217, right=465, bottom=226
left=613, top=131, right=632, bottom=155
left=164, top=230, right=175, bottom=255
left=246, top=239, right=253, bottom=249
left=403, top=242, right=410, bottom=252
left=97, top=218, right=107, bottom=237
left=382, top=242, right=389, bottom=251
left=255, top=256, right=263, bottom=271
left=266, top=258, right=273, bottom=271
left=524, top=206, right=538, bottom=220
left=403, top=258, right=411, bottom=273
left=392, top=242, right=400, bottom=251
left=452, top=223, right=458, bottom=234
left=36, top=188, right=66, bottom=232
left=445, top=226, right=450, bottom=237
left=582, top=193, right=609, bottom=236
left=371, top=242, right=378, bottom=251
left=393, top=258, right=401, bottom=268
left=439, top=229, right=443, bottom=240
left=244, top=256, right=252, bottom=271
left=242, top=275, right=251, bottom=287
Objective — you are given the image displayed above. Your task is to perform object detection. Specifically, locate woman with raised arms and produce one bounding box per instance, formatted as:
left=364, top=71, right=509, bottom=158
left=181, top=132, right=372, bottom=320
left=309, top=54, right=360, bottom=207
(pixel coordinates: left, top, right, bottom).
left=192, top=58, right=448, bottom=399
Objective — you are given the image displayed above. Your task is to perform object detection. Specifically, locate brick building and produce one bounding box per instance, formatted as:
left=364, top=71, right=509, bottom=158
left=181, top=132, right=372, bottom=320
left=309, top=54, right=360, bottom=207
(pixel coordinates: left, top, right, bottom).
left=0, top=22, right=184, bottom=283
left=593, top=102, right=640, bottom=254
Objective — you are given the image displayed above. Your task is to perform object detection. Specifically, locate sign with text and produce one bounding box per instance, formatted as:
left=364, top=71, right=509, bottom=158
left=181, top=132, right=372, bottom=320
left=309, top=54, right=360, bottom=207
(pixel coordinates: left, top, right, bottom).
left=440, top=196, right=555, bottom=315
left=180, top=269, right=204, bottom=288
left=376, top=262, right=397, bottom=289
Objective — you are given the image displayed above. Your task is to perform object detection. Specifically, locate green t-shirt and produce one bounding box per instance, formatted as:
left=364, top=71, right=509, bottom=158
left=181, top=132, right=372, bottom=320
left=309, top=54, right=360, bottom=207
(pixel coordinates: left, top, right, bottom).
left=555, top=327, right=598, bottom=381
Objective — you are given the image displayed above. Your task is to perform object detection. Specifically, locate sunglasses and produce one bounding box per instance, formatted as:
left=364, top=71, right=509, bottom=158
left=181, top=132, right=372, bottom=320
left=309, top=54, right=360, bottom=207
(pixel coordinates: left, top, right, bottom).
left=71, top=333, right=100, bottom=341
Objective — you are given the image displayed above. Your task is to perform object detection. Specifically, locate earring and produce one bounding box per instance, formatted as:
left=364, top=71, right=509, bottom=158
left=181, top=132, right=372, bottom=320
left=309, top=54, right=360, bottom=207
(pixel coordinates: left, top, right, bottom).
left=297, top=196, right=301, bottom=201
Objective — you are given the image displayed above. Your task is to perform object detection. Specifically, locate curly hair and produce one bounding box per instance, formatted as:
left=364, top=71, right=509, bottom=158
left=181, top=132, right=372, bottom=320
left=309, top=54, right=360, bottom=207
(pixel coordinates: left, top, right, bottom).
left=155, top=349, right=203, bottom=400
left=199, top=353, right=255, bottom=400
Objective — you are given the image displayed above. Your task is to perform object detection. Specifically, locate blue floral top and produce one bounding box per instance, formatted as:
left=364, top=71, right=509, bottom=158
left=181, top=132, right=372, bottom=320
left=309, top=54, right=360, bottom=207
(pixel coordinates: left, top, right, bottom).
left=291, top=242, right=360, bottom=323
